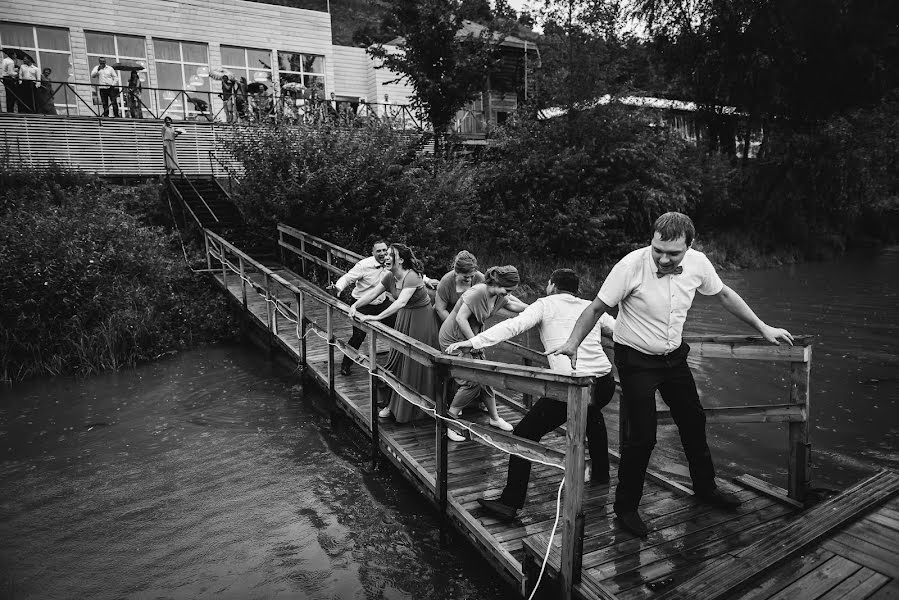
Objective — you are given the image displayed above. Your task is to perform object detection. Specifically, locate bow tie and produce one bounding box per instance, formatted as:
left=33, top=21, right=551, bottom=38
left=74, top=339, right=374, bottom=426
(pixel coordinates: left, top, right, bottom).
left=656, top=266, right=683, bottom=278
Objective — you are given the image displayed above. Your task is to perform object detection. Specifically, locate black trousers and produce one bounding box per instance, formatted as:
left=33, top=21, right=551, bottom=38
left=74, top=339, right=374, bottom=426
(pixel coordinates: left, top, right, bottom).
left=2, top=77, right=19, bottom=112
left=498, top=373, right=616, bottom=509
left=613, top=342, right=716, bottom=513
left=100, top=87, right=120, bottom=117
left=341, top=301, right=396, bottom=369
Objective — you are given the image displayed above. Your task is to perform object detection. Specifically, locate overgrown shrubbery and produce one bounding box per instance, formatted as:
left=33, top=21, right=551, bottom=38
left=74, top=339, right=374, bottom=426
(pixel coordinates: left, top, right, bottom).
left=218, top=101, right=897, bottom=279
left=0, top=164, right=238, bottom=383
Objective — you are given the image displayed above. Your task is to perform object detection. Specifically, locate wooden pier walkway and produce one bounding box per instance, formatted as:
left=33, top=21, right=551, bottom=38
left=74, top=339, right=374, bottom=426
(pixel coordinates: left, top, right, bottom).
left=198, top=225, right=899, bottom=600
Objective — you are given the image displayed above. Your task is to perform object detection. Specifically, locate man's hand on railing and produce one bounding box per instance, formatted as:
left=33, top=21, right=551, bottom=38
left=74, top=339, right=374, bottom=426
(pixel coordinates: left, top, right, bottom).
left=545, top=340, right=580, bottom=369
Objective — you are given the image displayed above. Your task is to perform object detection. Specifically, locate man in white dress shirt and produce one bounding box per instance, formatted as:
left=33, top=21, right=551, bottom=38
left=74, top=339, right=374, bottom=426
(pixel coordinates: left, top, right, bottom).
left=446, top=268, right=617, bottom=521
left=2, top=49, right=18, bottom=113
left=90, top=57, right=120, bottom=117
left=329, top=241, right=396, bottom=376
left=552, top=212, right=793, bottom=537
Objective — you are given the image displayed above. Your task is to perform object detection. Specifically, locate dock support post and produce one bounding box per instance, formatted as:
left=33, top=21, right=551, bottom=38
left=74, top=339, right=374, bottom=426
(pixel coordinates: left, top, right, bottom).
left=297, top=291, right=306, bottom=374
left=560, top=384, right=590, bottom=599
left=220, top=242, right=227, bottom=287
left=239, top=255, right=247, bottom=308
left=434, top=368, right=450, bottom=545
left=788, top=350, right=812, bottom=503
left=278, top=228, right=286, bottom=268
left=370, top=330, right=380, bottom=469
left=325, top=248, right=333, bottom=286
left=300, top=238, right=307, bottom=278
left=522, top=357, right=534, bottom=409
left=326, top=303, right=335, bottom=400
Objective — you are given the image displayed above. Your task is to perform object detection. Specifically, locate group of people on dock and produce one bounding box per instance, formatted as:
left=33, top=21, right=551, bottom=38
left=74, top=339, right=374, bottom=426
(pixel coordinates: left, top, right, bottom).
left=332, top=212, right=794, bottom=537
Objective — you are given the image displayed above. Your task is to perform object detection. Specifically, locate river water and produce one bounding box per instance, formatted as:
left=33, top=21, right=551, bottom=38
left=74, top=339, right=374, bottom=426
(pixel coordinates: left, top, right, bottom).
left=1, top=248, right=897, bottom=599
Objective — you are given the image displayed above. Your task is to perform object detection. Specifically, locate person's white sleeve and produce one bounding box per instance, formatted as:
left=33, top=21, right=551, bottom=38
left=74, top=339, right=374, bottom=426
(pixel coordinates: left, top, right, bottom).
left=696, top=253, right=724, bottom=295
left=596, top=258, right=633, bottom=308
left=90, top=66, right=99, bottom=77
left=470, top=301, right=544, bottom=350
left=335, top=260, right=365, bottom=292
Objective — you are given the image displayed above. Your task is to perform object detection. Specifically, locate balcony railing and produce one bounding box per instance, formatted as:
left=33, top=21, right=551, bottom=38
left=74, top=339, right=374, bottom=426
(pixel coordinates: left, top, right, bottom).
left=2, top=80, right=490, bottom=135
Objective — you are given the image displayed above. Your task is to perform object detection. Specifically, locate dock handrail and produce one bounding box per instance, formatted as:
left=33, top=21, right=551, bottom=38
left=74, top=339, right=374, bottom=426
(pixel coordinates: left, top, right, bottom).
left=165, top=147, right=219, bottom=228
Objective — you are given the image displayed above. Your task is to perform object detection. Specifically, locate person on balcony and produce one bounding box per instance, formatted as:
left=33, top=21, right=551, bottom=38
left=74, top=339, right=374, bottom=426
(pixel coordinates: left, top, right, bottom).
left=2, top=49, right=19, bottom=113
left=219, top=75, right=234, bottom=123
left=126, top=71, right=142, bottom=119
left=235, top=77, right=248, bottom=121
left=162, top=117, right=183, bottom=173
left=439, top=266, right=529, bottom=441
left=17, top=55, right=40, bottom=114
left=38, top=67, right=57, bottom=115
left=90, top=57, right=120, bottom=117
left=447, top=268, right=617, bottom=521
left=551, top=212, right=794, bottom=537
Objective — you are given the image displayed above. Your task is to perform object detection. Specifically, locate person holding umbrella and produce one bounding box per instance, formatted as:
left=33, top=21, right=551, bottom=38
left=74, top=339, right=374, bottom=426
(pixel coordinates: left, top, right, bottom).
left=126, top=70, right=143, bottom=119
left=90, top=57, right=120, bottom=117
left=2, top=48, right=19, bottom=113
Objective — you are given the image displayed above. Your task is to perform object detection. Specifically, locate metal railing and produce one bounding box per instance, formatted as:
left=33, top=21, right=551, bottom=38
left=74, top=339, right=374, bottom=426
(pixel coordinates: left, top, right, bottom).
left=2, top=79, right=488, bottom=134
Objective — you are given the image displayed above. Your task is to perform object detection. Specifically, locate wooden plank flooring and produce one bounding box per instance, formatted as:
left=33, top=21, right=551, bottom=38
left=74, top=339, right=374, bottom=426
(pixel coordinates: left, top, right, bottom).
left=210, top=264, right=899, bottom=599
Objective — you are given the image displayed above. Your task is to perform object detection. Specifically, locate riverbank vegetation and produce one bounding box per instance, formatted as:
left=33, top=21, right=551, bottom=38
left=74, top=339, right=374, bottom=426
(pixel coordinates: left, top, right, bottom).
left=0, top=165, right=238, bottom=384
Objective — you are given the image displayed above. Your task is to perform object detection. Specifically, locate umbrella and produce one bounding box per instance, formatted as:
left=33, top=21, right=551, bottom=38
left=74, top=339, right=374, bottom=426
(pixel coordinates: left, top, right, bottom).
left=247, top=82, right=268, bottom=94
left=2, top=47, right=20, bottom=58
left=6, top=48, right=35, bottom=62
left=111, top=62, right=144, bottom=71
left=209, top=66, right=234, bottom=81
left=281, top=82, right=305, bottom=92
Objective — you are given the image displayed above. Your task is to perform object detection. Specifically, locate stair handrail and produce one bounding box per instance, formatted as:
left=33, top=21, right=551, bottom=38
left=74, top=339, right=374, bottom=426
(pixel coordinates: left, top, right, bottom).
left=165, top=146, right=219, bottom=225
left=207, top=149, right=242, bottom=191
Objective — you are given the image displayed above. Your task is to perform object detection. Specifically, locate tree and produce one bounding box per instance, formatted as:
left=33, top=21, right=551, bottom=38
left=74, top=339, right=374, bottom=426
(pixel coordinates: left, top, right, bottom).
left=367, top=0, right=504, bottom=160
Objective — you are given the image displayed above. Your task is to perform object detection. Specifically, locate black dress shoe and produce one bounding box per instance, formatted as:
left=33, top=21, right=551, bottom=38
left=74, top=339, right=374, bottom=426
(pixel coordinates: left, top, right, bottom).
left=615, top=510, right=649, bottom=537
left=477, top=497, right=518, bottom=521
left=590, top=472, right=610, bottom=486
left=695, top=488, right=741, bottom=509
left=340, top=363, right=352, bottom=376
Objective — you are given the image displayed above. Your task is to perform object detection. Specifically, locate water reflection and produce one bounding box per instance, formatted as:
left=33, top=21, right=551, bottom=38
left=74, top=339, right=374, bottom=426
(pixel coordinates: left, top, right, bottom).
left=0, top=347, right=514, bottom=600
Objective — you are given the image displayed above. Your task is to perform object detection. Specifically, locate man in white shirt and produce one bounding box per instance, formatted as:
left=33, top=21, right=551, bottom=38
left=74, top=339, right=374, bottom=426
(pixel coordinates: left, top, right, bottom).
left=328, top=241, right=396, bottom=376
left=553, top=212, right=793, bottom=537
left=90, top=57, right=120, bottom=117
left=2, top=49, right=18, bottom=113
left=16, top=55, right=40, bottom=114
left=446, top=269, right=617, bottom=521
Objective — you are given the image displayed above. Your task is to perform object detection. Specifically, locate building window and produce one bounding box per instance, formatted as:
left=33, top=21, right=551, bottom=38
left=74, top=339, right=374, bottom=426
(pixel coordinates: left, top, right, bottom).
left=153, top=39, right=211, bottom=120
left=277, top=51, right=324, bottom=96
left=0, top=22, right=74, bottom=112
left=220, top=45, right=272, bottom=89
left=85, top=32, right=149, bottom=115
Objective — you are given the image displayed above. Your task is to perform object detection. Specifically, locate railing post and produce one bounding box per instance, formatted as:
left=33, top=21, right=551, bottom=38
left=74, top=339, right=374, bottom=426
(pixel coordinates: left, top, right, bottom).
left=325, top=248, right=333, bottom=285
left=522, top=357, right=534, bottom=408
left=220, top=242, right=228, bottom=287
left=279, top=227, right=286, bottom=267
left=435, top=367, right=451, bottom=545
left=263, top=273, right=273, bottom=333
left=300, top=237, right=307, bottom=278
left=271, top=282, right=279, bottom=334
left=788, top=349, right=812, bottom=503
left=204, top=231, right=211, bottom=272
left=326, top=303, right=335, bottom=400
left=560, top=384, right=590, bottom=599
left=369, top=329, right=380, bottom=469
left=239, top=255, right=248, bottom=308
left=297, top=291, right=307, bottom=372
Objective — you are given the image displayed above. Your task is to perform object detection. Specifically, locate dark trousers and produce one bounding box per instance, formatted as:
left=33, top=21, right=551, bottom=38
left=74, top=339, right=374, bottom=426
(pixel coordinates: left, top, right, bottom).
left=613, top=342, right=716, bottom=514
left=2, top=77, right=18, bottom=112
left=499, top=373, right=616, bottom=509
left=341, top=301, right=396, bottom=369
left=99, top=87, right=120, bottom=117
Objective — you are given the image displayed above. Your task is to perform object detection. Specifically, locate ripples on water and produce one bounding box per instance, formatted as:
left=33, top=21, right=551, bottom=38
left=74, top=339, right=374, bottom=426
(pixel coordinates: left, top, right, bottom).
left=0, top=348, right=515, bottom=600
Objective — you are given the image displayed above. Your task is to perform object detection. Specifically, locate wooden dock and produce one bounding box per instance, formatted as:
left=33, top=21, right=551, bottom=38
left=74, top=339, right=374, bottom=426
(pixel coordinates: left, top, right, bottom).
left=199, top=225, right=899, bottom=600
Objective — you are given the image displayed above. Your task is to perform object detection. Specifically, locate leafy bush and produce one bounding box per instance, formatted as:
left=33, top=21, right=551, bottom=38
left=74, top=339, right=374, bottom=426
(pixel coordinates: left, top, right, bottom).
left=0, top=165, right=237, bottom=383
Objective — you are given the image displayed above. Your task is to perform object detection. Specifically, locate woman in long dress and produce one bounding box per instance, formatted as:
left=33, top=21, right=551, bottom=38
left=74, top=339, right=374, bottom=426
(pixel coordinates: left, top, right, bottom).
left=349, top=243, right=438, bottom=423
left=162, top=117, right=182, bottom=173
left=127, top=71, right=142, bottom=119
left=439, top=265, right=529, bottom=441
